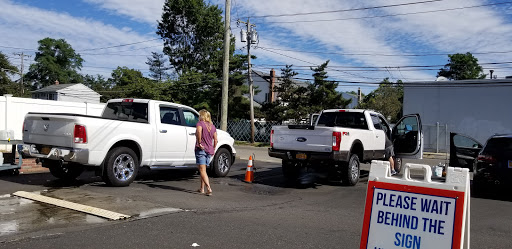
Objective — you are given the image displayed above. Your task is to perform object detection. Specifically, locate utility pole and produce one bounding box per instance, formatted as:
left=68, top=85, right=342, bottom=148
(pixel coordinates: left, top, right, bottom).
left=13, top=52, right=30, bottom=96
left=238, top=18, right=258, bottom=143
left=220, top=0, right=231, bottom=131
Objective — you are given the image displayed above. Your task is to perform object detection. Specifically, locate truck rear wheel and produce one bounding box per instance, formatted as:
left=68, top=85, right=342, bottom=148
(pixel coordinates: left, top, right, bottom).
left=341, top=154, right=360, bottom=186
left=44, top=160, right=84, bottom=180
left=282, top=160, right=299, bottom=180
left=103, top=147, right=139, bottom=187
left=210, top=148, right=232, bottom=177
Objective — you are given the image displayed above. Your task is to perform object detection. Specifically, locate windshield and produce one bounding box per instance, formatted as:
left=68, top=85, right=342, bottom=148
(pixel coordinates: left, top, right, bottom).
left=102, top=102, right=149, bottom=123
left=316, top=112, right=368, bottom=130
left=482, top=137, right=512, bottom=157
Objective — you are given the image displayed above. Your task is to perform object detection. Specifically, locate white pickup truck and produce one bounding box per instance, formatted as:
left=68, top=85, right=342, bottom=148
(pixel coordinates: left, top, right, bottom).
left=268, top=109, right=423, bottom=186
left=19, top=99, right=236, bottom=186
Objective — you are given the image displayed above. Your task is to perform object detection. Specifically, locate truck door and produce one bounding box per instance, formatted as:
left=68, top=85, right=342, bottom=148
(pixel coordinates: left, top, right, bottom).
left=181, top=109, right=200, bottom=165
left=370, top=114, right=386, bottom=159
left=392, top=114, right=423, bottom=159
left=155, top=105, right=187, bottom=165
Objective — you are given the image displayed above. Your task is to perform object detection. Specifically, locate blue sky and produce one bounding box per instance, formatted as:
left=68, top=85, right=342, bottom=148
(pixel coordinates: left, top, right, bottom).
left=1, top=0, right=512, bottom=94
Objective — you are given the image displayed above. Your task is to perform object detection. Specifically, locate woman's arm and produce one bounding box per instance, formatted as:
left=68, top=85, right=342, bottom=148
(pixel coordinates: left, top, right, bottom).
left=196, top=124, right=204, bottom=150
left=213, top=131, right=218, bottom=149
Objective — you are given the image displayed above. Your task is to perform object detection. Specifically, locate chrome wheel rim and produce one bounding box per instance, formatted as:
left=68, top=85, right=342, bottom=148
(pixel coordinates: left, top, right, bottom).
left=350, top=159, right=359, bottom=181
left=217, top=153, right=230, bottom=173
left=113, top=153, right=135, bottom=181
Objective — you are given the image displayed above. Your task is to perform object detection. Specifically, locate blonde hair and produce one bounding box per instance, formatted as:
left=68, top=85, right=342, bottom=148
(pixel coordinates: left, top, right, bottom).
left=198, top=109, right=212, bottom=123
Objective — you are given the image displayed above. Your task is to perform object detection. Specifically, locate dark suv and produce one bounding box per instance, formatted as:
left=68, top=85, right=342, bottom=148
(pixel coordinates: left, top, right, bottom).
left=473, top=134, right=512, bottom=188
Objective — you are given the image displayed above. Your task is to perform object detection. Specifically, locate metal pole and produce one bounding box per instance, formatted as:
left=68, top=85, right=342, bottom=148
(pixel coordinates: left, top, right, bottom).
left=436, top=122, right=439, bottom=153
left=220, top=0, right=231, bottom=131
left=247, top=19, right=255, bottom=143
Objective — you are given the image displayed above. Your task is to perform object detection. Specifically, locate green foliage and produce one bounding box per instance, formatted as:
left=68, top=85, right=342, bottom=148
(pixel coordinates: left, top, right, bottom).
left=308, top=60, right=351, bottom=113
left=0, top=51, right=21, bottom=96
left=157, top=0, right=224, bottom=76
left=146, top=52, right=171, bottom=81
left=26, top=38, right=84, bottom=89
left=437, top=52, right=486, bottom=80
left=358, top=78, right=403, bottom=123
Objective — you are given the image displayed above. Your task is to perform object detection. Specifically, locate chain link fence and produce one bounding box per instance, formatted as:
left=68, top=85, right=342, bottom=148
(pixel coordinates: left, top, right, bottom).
left=422, top=123, right=449, bottom=153
left=214, top=120, right=283, bottom=143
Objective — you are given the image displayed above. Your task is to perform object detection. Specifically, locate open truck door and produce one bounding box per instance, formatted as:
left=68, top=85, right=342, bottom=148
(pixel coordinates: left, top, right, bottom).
left=392, top=114, right=423, bottom=159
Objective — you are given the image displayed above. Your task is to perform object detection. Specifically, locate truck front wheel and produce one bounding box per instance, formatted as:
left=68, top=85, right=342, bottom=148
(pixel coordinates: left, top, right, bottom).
left=103, top=147, right=139, bottom=187
left=44, top=160, right=84, bottom=180
left=210, top=148, right=232, bottom=177
left=342, top=154, right=360, bottom=186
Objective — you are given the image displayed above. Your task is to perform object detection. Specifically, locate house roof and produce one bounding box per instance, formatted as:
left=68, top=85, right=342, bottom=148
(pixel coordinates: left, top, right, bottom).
left=33, top=83, right=79, bottom=93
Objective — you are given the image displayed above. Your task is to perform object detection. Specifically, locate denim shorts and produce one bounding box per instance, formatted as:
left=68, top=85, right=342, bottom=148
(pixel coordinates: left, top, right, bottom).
left=195, top=149, right=212, bottom=165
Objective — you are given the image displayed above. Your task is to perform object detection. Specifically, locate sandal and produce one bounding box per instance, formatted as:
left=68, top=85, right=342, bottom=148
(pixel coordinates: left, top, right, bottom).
left=197, top=189, right=205, bottom=194
left=206, top=189, right=212, bottom=196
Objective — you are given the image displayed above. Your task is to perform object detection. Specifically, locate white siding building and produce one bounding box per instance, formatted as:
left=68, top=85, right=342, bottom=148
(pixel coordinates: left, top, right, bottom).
left=32, top=82, right=101, bottom=103
left=403, top=79, right=512, bottom=152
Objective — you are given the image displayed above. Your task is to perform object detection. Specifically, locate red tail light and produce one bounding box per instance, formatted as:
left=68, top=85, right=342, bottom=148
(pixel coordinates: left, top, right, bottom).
left=477, top=155, right=496, bottom=164
left=22, top=121, right=25, bottom=132
left=332, top=132, right=341, bottom=151
left=122, top=99, right=133, bottom=102
left=270, top=129, right=274, bottom=148
left=74, top=124, right=87, bottom=143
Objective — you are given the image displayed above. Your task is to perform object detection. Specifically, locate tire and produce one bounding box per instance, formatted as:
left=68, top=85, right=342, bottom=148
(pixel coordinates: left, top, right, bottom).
left=341, top=154, right=360, bottom=186
left=210, top=148, right=232, bottom=177
left=103, top=147, right=139, bottom=187
left=394, top=157, right=402, bottom=174
left=44, top=160, right=84, bottom=180
left=282, top=160, right=299, bottom=180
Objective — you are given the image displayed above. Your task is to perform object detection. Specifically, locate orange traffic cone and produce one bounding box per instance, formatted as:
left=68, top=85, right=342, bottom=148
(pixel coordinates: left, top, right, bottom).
left=243, top=155, right=254, bottom=183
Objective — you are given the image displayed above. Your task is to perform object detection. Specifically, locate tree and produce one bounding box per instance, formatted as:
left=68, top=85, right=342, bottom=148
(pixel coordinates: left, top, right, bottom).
left=157, top=0, right=224, bottom=75
left=26, top=38, right=84, bottom=89
left=358, top=78, right=403, bottom=123
left=0, top=51, right=20, bottom=96
left=146, top=52, right=171, bottom=81
left=308, top=60, right=351, bottom=113
left=437, top=52, right=486, bottom=80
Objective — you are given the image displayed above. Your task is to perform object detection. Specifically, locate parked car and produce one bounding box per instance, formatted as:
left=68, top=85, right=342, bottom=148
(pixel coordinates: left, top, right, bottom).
left=451, top=133, right=512, bottom=189
left=268, top=109, right=423, bottom=186
left=19, top=99, right=236, bottom=186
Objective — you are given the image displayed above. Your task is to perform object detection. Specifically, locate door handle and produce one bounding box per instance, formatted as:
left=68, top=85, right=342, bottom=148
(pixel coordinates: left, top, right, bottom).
left=189, top=133, right=196, bottom=135
left=160, top=130, right=167, bottom=133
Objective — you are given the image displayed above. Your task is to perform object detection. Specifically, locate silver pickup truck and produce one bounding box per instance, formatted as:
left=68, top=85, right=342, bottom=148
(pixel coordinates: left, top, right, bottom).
left=269, top=109, right=423, bottom=186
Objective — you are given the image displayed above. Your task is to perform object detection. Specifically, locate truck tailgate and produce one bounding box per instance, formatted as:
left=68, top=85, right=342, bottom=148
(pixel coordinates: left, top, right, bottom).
left=273, top=126, right=333, bottom=152
left=23, top=114, right=77, bottom=148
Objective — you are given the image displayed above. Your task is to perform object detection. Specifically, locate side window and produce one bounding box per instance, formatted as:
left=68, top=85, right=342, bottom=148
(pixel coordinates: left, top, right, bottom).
left=371, top=115, right=381, bottom=130
left=183, top=110, right=199, bottom=127
left=378, top=116, right=391, bottom=136
left=453, top=134, right=481, bottom=148
left=394, top=116, right=418, bottom=136
left=160, top=106, right=181, bottom=125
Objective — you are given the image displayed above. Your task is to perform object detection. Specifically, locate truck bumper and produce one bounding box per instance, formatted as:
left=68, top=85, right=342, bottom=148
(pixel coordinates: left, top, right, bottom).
left=19, top=144, right=89, bottom=165
left=268, top=148, right=350, bottom=162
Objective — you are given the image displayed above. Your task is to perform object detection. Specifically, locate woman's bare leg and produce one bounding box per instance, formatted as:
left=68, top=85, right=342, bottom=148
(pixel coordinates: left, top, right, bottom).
left=198, top=164, right=211, bottom=194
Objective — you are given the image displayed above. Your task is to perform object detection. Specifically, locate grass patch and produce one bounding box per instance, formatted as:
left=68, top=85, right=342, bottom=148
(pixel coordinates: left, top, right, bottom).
left=234, top=141, right=270, bottom=147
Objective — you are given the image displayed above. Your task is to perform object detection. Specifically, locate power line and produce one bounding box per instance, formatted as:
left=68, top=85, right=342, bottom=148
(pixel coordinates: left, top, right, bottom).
left=78, top=38, right=160, bottom=51
left=255, top=61, right=512, bottom=69
left=249, top=0, right=444, bottom=18
left=264, top=1, right=512, bottom=24
left=255, top=46, right=512, bottom=57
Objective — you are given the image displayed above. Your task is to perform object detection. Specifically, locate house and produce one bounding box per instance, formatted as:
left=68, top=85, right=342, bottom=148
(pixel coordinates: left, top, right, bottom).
left=403, top=79, right=512, bottom=152
left=251, top=69, right=360, bottom=108
left=32, top=81, right=101, bottom=103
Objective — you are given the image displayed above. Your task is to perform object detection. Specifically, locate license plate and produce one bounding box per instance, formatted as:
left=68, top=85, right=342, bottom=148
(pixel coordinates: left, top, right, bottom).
left=296, top=153, right=307, bottom=160
left=509, top=160, right=512, bottom=169
left=41, top=146, right=51, bottom=155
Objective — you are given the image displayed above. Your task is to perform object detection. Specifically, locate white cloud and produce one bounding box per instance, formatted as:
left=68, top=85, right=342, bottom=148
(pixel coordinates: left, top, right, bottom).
left=83, top=0, right=165, bottom=25
left=0, top=0, right=163, bottom=78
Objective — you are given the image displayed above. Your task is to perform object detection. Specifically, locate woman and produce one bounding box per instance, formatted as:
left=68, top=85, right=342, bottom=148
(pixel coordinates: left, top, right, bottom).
left=195, top=109, right=217, bottom=196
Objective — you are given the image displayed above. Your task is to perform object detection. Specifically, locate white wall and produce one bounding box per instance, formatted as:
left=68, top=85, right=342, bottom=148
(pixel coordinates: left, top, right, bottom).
left=0, top=95, right=105, bottom=141
left=403, top=80, right=512, bottom=150
left=252, top=71, right=270, bottom=104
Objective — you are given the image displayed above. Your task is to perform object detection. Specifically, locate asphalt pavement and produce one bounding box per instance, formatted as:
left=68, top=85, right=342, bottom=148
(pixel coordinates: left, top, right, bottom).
left=0, top=145, right=509, bottom=248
